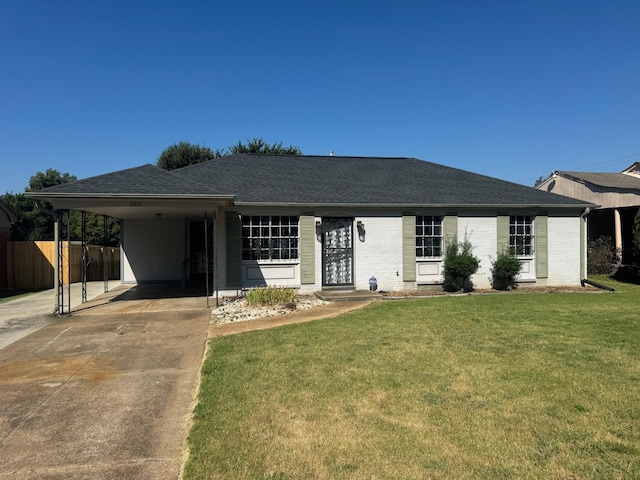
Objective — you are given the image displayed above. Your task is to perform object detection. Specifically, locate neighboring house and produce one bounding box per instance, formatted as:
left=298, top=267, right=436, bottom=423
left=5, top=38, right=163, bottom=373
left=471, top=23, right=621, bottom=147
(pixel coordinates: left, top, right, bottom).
left=0, top=199, right=17, bottom=290
left=27, top=154, right=594, bottom=296
left=536, top=163, right=640, bottom=263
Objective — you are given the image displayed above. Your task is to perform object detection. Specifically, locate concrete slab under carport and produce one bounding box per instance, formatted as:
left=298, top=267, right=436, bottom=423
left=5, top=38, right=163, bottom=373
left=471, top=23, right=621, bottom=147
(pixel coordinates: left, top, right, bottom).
left=0, top=289, right=210, bottom=479
left=74, top=283, right=214, bottom=315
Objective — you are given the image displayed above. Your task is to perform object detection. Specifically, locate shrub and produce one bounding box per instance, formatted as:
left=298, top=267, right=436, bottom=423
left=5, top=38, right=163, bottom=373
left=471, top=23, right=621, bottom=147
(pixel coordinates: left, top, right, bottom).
left=443, top=236, right=480, bottom=292
left=587, top=236, right=618, bottom=275
left=631, top=209, right=640, bottom=276
left=245, top=286, right=297, bottom=306
left=490, top=249, right=522, bottom=290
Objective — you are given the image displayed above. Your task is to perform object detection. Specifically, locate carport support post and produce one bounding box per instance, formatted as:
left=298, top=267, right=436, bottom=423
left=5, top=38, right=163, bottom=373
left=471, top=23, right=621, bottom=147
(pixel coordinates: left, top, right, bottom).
left=205, top=211, right=210, bottom=309
left=103, top=215, right=109, bottom=293
left=66, top=210, right=71, bottom=315
left=81, top=211, right=87, bottom=303
left=214, top=210, right=218, bottom=307
left=54, top=210, right=60, bottom=315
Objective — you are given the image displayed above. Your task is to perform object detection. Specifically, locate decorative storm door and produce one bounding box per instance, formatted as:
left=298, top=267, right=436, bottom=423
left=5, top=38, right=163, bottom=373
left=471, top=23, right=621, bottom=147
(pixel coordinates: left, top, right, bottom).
left=322, top=217, right=354, bottom=287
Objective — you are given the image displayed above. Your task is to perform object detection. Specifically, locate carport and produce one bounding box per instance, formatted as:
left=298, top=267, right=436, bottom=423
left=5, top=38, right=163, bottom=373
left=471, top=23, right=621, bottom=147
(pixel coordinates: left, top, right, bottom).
left=26, top=164, right=234, bottom=314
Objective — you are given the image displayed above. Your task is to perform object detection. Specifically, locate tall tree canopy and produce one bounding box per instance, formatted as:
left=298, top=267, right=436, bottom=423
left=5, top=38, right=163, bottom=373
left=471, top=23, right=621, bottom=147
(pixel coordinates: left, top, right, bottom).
left=27, top=169, right=77, bottom=191
left=2, top=169, right=119, bottom=245
left=157, top=137, right=302, bottom=170
left=228, top=137, right=302, bottom=155
left=156, top=141, right=225, bottom=171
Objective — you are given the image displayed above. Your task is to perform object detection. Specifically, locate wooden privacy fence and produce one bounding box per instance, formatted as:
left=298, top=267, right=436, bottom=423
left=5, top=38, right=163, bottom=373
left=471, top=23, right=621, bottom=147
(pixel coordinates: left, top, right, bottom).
left=6, top=241, right=120, bottom=290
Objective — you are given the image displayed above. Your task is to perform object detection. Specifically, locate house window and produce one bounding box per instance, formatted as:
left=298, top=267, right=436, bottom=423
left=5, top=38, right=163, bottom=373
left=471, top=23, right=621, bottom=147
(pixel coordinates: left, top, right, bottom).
left=510, top=215, right=534, bottom=256
left=416, top=215, right=443, bottom=258
left=242, top=215, right=299, bottom=261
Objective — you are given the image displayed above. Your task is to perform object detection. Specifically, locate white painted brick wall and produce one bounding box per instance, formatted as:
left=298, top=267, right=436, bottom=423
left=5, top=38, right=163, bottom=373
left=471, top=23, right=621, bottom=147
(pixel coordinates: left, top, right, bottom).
left=457, top=216, right=497, bottom=289
left=354, top=216, right=404, bottom=291
left=547, top=216, right=582, bottom=286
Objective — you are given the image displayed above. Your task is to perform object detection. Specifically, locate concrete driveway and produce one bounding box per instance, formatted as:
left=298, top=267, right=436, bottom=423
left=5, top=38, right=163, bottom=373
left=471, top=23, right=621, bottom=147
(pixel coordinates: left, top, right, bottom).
left=0, top=285, right=210, bottom=479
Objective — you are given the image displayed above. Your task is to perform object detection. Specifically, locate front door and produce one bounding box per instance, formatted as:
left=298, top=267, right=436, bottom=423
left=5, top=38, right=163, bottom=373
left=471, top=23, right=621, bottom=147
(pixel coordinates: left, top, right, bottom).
left=322, top=217, right=354, bottom=287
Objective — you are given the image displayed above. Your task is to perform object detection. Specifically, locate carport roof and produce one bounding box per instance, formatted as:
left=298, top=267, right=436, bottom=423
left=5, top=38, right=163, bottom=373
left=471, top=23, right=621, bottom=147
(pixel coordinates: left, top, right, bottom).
left=28, top=154, right=593, bottom=208
left=28, top=164, right=218, bottom=197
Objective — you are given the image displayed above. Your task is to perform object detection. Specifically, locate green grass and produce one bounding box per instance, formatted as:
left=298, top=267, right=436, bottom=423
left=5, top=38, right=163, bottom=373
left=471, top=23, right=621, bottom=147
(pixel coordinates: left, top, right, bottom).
left=184, top=276, right=640, bottom=479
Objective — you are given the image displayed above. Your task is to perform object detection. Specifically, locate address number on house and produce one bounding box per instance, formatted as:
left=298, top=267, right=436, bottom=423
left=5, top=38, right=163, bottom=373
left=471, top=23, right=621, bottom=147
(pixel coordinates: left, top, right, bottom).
left=129, top=201, right=143, bottom=206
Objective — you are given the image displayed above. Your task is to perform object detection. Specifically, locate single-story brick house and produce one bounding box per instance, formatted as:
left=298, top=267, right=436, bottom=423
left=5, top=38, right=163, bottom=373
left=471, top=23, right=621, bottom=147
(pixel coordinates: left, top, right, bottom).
left=27, top=154, right=595, bottom=295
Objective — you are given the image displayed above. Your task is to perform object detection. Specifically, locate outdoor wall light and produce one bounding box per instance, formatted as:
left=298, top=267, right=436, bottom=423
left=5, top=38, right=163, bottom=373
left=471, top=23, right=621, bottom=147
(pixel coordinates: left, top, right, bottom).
left=357, top=220, right=366, bottom=242
left=315, top=220, right=322, bottom=242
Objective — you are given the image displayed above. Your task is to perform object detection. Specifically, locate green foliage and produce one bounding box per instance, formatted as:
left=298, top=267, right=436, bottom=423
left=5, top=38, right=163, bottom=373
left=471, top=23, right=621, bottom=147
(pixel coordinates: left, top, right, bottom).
left=587, top=236, right=618, bottom=275
left=490, top=248, right=523, bottom=290
left=631, top=209, right=640, bottom=273
left=26, top=169, right=77, bottom=191
left=156, top=141, right=224, bottom=171
left=2, top=170, right=119, bottom=245
left=443, top=236, right=480, bottom=292
left=156, top=138, right=303, bottom=171
left=1, top=192, right=49, bottom=241
left=245, top=286, right=297, bottom=306
left=228, top=137, right=302, bottom=155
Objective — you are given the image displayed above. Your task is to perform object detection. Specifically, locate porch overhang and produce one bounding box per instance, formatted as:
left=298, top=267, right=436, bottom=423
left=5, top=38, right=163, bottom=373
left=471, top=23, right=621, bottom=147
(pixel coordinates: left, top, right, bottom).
left=24, top=193, right=235, bottom=220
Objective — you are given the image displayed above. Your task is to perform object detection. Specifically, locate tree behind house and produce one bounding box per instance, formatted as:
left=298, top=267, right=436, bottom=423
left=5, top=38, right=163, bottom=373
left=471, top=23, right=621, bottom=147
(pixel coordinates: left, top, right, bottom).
left=2, top=169, right=119, bottom=245
left=156, top=137, right=303, bottom=170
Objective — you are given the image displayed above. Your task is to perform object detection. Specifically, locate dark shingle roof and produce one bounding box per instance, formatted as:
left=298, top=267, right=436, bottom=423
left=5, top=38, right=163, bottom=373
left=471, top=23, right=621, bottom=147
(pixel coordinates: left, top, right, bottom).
left=30, top=164, right=214, bottom=196
left=558, top=171, right=640, bottom=190
left=174, top=154, right=590, bottom=206
left=30, top=154, right=592, bottom=207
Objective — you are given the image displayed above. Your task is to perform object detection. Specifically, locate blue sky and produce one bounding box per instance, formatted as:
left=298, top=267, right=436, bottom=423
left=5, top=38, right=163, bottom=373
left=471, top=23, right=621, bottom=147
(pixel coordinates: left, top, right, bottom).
left=1, top=0, right=639, bottom=194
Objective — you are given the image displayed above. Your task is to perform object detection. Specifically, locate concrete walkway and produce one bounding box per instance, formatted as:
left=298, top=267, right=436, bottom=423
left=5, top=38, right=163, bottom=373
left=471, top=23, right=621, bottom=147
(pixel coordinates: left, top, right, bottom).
left=209, top=300, right=374, bottom=338
left=0, top=281, right=125, bottom=350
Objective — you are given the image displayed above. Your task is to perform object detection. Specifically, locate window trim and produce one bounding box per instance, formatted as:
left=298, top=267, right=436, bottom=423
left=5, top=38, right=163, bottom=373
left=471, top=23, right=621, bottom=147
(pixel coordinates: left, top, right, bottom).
left=415, top=215, right=444, bottom=259
left=509, top=215, right=535, bottom=258
left=241, top=215, right=300, bottom=262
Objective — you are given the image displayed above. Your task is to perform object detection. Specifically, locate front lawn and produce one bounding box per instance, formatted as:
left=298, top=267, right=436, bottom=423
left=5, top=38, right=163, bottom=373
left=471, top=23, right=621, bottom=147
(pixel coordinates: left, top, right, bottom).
left=184, top=278, right=640, bottom=479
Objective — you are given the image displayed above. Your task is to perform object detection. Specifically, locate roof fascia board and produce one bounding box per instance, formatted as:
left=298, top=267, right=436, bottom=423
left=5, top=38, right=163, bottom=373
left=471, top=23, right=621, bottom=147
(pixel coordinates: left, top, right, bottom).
left=25, top=193, right=234, bottom=200
left=233, top=201, right=596, bottom=209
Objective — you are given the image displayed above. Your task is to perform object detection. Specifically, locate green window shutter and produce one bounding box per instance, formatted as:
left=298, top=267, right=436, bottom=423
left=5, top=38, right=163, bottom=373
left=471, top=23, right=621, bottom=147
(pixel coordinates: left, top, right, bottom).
left=536, top=215, right=548, bottom=278
left=443, top=215, right=458, bottom=249
left=402, top=215, right=416, bottom=282
left=300, top=214, right=315, bottom=285
left=497, top=215, right=509, bottom=253
left=225, top=211, right=242, bottom=288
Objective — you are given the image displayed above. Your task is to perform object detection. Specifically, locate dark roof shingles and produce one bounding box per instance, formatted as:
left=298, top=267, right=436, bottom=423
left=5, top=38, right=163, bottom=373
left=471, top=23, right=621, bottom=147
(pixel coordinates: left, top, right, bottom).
left=34, top=164, right=213, bottom=196
left=32, top=155, right=591, bottom=206
left=176, top=154, right=589, bottom=205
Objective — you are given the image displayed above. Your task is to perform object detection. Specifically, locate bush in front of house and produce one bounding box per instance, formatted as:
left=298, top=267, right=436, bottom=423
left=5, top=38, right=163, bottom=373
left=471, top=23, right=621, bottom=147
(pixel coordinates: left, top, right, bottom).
left=245, top=286, right=298, bottom=306
left=443, top=236, right=480, bottom=292
left=587, top=236, right=618, bottom=275
left=490, top=248, right=522, bottom=290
